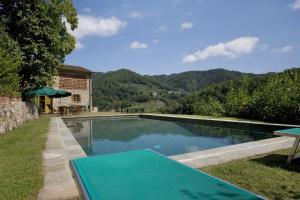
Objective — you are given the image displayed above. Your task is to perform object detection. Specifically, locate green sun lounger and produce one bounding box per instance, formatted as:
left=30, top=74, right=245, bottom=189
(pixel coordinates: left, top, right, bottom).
left=274, top=128, right=300, bottom=163
left=70, top=149, right=264, bottom=200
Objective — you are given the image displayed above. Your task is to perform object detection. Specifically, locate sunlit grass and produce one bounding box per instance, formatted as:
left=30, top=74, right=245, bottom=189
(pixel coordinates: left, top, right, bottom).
left=202, top=149, right=300, bottom=200
left=0, top=117, right=50, bottom=200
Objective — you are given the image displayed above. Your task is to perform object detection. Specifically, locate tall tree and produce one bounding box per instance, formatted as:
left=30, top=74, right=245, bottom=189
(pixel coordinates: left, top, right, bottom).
left=0, top=22, right=23, bottom=96
left=0, top=0, right=78, bottom=91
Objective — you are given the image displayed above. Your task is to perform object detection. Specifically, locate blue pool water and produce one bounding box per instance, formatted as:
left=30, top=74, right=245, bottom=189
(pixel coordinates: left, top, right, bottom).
left=63, top=117, right=279, bottom=156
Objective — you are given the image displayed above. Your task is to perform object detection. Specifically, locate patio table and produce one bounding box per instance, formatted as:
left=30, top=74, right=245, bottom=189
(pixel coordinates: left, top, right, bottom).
left=274, top=128, right=300, bottom=163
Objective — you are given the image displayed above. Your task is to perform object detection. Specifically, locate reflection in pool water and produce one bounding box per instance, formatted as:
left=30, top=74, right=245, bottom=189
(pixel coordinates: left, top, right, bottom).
left=64, top=117, right=278, bottom=156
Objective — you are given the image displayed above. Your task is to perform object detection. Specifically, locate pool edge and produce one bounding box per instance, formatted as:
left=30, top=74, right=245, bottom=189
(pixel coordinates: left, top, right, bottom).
left=39, top=115, right=297, bottom=199
left=38, top=117, right=87, bottom=200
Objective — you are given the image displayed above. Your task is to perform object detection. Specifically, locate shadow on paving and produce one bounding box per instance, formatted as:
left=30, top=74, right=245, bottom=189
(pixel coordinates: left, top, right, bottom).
left=250, top=154, right=300, bottom=173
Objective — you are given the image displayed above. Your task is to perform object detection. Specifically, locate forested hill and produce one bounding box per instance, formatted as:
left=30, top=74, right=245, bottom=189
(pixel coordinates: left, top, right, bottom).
left=92, top=68, right=256, bottom=111
left=92, top=69, right=172, bottom=110
left=151, top=68, right=257, bottom=92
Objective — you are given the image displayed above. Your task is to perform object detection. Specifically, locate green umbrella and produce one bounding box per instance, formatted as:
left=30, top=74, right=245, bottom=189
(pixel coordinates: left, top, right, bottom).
left=24, top=87, right=71, bottom=98
left=24, top=87, right=57, bottom=97
left=52, top=89, right=72, bottom=98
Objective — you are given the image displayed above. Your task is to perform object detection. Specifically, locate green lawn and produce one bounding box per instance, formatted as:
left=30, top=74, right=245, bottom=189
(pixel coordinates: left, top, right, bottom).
left=0, top=117, right=50, bottom=200
left=202, top=149, right=300, bottom=200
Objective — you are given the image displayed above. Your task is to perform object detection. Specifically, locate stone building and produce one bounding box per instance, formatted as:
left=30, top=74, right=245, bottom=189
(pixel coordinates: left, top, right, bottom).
left=52, top=65, right=93, bottom=112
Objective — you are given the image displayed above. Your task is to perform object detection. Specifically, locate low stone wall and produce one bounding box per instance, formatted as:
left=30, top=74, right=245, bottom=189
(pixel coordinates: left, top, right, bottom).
left=0, top=100, right=38, bottom=134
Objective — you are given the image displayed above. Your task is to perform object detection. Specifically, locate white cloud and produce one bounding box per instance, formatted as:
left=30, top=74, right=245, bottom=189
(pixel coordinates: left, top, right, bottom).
left=159, top=25, right=168, bottom=32
left=274, top=46, right=293, bottom=53
left=290, top=0, right=300, bottom=10
left=69, top=15, right=126, bottom=39
left=180, top=22, right=194, bottom=29
left=129, top=11, right=142, bottom=19
left=183, top=36, right=259, bottom=63
left=130, top=41, right=148, bottom=49
left=64, top=15, right=126, bottom=50
left=82, top=8, right=92, bottom=13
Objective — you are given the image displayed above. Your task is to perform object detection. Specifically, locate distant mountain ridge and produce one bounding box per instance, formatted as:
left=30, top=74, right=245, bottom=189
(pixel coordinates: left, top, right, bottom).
left=92, top=68, right=259, bottom=111
left=151, top=68, right=257, bottom=92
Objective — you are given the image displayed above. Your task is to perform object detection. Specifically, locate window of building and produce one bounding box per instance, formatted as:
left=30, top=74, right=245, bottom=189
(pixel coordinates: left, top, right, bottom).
left=73, top=94, right=81, bottom=103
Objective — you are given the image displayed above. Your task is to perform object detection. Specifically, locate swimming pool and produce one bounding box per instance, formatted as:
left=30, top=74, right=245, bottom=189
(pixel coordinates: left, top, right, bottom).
left=63, top=116, right=282, bottom=156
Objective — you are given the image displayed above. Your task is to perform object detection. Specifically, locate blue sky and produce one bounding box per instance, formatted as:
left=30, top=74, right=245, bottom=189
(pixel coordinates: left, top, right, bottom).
left=65, top=0, right=300, bottom=75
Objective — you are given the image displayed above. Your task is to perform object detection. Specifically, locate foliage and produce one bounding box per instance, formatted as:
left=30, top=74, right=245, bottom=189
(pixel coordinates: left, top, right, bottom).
left=0, top=23, right=23, bottom=96
left=0, top=0, right=78, bottom=91
left=92, top=66, right=299, bottom=124
left=186, top=68, right=300, bottom=123
left=92, top=68, right=250, bottom=112
left=248, top=69, right=300, bottom=123
left=225, top=77, right=252, bottom=117
left=194, top=96, right=225, bottom=117
left=152, top=68, right=256, bottom=92
left=0, top=117, right=50, bottom=200
left=92, top=69, right=174, bottom=111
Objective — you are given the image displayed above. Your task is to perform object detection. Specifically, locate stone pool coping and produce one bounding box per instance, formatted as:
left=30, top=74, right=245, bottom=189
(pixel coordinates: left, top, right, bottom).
left=38, top=114, right=299, bottom=199
left=38, top=118, right=87, bottom=200
left=140, top=113, right=300, bottom=128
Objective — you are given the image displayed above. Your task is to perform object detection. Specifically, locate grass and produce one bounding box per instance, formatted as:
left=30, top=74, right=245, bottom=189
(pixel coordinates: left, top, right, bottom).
left=0, top=117, right=50, bottom=200
left=202, top=149, right=300, bottom=200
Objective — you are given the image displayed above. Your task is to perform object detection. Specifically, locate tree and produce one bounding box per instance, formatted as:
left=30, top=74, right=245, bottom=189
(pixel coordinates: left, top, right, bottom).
left=0, top=22, right=23, bottom=96
left=225, top=77, right=252, bottom=117
left=194, top=96, right=225, bottom=117
left=0, top=0, right=78, bottom=91
left=249, top=69, right=300, bottom=123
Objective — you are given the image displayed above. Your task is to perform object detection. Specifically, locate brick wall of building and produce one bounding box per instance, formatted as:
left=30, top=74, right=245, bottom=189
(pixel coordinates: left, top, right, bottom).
left=52, top=72, right=92, bottom=111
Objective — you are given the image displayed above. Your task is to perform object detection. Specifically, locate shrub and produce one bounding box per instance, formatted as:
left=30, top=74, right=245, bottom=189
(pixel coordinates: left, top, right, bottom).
left=194, top=96, right=225, bottom=117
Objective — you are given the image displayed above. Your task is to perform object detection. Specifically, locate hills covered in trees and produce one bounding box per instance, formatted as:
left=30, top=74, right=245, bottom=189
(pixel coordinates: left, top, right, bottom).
left=165, top=68, right=300, bottom=124
left=92, top=68, right=259, bottom=112
left=151, top=68, right=256, bottom=92
left=92, top=67, right=300, bottom=124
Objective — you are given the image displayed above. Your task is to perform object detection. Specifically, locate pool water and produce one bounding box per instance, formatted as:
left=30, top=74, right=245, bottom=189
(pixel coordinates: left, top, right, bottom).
left=64, top=117, right=278, bottom=156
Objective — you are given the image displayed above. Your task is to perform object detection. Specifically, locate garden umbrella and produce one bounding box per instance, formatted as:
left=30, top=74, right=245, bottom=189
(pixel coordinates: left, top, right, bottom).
left=24, top=87, right=57, bottom=97
left=52, top=89, right=72, bottom=98
left=24, top=87, right=71, bottom=98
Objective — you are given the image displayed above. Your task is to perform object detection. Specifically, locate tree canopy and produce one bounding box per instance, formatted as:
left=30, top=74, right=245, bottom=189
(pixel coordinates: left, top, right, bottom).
left=0, top=0, right=78, bottom=91
left=0, top=22, right=23, bottom=96
left=177, top=68, right=300, bottom=124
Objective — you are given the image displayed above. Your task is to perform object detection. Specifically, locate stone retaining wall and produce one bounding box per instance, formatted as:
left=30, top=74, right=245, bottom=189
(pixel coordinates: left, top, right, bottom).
left=0, top=100, right=38, bottom=134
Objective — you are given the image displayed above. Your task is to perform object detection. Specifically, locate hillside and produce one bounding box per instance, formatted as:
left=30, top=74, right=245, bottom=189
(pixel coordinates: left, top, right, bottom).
left=169, top=68, right=300, bottom=124
left=92, top=69, right=175, bottom=111
left=151, top=68, right=257, bottom=92
left=92, top=68, right=255, bottom=111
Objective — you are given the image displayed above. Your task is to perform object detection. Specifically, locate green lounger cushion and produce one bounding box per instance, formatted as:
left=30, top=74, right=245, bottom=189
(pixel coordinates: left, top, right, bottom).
left=274, top=128, right=300, bottom=137
left=70, top=149, right=264, bottom=200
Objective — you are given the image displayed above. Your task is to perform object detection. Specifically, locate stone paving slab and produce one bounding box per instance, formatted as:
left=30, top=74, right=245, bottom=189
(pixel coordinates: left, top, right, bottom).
left=140, top=113, right=300, bottom=128
left=38, top=118, right=86, bottom=200
left=171, top=136, right=295, bottom=168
